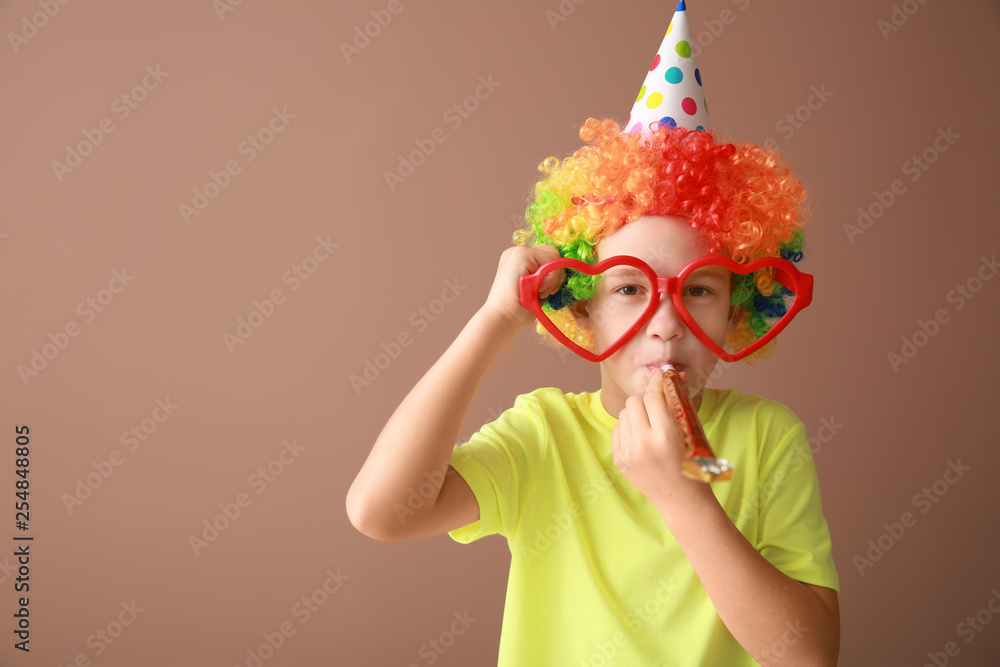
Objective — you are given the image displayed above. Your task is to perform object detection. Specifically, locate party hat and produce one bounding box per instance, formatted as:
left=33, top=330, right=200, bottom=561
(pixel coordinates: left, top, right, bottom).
left=624, top=0, right=710, bottom=135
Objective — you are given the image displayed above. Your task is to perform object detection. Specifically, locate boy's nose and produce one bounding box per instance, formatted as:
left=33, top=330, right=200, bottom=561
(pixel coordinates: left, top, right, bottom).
left=644, top=293, right=685, bottom=341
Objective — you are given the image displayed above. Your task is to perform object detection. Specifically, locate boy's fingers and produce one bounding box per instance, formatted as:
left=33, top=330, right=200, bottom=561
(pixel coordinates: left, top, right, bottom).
left=540, top=268, right=565, bottom=298
left=625, top=394, right=652, bottom=434
left=621, top=405, right=641, bottom=445
left=530, top=244, right=561, bottom=268
left=535, top=243, right=560, bottom=258
left=643, top=368, right=671, bottom=436
left=617, top=408, right=630, bottom=440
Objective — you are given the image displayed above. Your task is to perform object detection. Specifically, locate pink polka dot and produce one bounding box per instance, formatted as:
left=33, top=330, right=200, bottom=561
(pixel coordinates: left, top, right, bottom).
left=682, top=97, right=697, bottom=115
left=650, top=54, right=660, bottom=71
left=628, top=122, right=643, bottom=134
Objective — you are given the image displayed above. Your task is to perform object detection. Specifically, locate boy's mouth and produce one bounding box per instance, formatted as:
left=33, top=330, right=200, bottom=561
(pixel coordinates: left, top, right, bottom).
left=645, top=360, right=683, bottom=376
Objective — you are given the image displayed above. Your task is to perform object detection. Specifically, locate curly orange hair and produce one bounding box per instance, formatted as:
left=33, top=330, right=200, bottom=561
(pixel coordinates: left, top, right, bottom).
left=516, top=118, right=807, bottom=363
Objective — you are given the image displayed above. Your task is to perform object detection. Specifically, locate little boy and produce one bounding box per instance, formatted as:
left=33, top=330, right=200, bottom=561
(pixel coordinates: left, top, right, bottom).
left=347, top=4, right=839, bottom=664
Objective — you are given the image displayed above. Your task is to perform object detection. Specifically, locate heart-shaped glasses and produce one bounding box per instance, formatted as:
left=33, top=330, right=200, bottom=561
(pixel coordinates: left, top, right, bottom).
left=518, top=255, right=813, bottom=363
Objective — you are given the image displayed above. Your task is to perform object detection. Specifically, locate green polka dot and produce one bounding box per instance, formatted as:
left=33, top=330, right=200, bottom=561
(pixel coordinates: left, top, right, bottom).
left=675, top=41, right=691, bottom=58
left=636, top=85, right=646, bottom=103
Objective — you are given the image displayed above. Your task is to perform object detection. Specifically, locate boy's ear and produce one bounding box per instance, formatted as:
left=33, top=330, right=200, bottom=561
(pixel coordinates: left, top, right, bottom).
left=568, top=299, right=592, bottom=332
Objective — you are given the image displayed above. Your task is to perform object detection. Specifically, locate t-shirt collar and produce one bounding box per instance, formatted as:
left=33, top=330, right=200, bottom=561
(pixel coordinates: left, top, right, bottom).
left=588, top=388, right=717, bottom=429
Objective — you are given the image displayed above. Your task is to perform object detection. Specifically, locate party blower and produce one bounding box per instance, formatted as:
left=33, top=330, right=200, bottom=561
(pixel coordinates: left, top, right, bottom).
left=516, top=0, right=815, bottom=483
left=660, top=363, right=732, bottom=482
left=518, top=254, right=813, bottom=483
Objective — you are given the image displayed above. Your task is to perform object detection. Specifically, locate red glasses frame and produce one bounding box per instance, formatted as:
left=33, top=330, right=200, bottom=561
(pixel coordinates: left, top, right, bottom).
left=518, top=254, right=813, bottom=363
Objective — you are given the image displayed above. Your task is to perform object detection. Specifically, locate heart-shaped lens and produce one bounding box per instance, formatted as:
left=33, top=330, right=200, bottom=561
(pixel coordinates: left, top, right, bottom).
left=520, top=256, right=812, bottom=363
left=686, top=256, right=811, bottom=362
left=520, top=257, right=656, bottom=362
left=586, top=263, right=658, bottom=350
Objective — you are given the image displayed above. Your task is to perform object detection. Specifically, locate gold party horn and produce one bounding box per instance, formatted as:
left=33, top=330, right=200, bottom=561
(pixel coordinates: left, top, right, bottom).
left=661, top=364, right=733, bottom=483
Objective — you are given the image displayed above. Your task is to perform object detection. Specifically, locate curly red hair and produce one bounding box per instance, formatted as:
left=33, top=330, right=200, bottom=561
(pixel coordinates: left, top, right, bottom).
left=516, top=118, right=807, bottom=362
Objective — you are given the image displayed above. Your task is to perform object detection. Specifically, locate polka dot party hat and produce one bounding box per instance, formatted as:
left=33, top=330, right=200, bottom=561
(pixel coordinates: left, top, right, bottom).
left=624, top=0, right=710, bottom=135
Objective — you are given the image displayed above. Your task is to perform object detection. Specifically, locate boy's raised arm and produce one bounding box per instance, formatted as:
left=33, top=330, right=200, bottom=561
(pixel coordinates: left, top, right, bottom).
left=346, top=244, right=561, bottom=542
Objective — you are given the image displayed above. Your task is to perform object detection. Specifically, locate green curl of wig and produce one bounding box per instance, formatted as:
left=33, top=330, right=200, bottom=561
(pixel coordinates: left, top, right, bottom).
left=515, top=117, right=810, bottom=363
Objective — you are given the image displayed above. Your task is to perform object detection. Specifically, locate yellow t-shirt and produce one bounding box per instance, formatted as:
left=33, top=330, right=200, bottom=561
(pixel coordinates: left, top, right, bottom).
left=448, top=387, right=839, bottom=666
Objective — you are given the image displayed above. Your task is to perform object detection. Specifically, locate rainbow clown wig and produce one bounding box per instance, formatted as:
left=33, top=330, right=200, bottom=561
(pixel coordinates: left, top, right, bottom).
left=513, top=117, right=807, bottom=364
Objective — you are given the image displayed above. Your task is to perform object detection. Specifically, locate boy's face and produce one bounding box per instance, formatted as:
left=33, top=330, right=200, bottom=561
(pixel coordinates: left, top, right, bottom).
left=573, top=215, right=738, bottom=417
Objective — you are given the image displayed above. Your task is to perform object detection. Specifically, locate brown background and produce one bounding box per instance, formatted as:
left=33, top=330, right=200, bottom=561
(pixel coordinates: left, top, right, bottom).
left=2, top=0, right=999, bottom=665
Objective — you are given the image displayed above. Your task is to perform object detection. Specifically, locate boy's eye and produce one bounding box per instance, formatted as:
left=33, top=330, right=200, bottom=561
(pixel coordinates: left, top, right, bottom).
left=614, top=284, right=644, bottom=296
left=684, top=285, right=713, bottom=298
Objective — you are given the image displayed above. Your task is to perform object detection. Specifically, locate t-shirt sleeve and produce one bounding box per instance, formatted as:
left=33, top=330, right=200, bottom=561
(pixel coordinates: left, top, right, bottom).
left=755, top=413, right=841, bottom=593
left=447, top=393, right=548, bottom=544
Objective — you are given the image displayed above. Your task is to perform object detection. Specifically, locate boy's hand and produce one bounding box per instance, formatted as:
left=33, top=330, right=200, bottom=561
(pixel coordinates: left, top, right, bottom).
left=482, top=244, right=563, bottom=331
left=612, top=368, right=709, bottom=511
